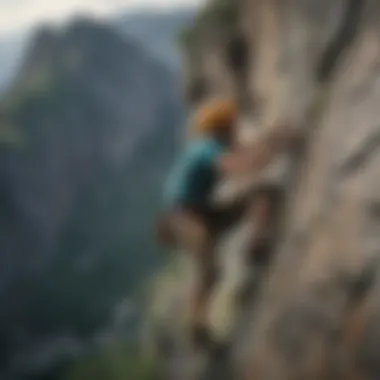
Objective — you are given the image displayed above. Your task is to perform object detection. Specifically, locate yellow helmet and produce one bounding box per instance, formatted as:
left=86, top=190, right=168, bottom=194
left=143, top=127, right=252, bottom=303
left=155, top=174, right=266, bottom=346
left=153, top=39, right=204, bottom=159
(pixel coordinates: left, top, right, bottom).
left=192, top=98, right=238, bottom=135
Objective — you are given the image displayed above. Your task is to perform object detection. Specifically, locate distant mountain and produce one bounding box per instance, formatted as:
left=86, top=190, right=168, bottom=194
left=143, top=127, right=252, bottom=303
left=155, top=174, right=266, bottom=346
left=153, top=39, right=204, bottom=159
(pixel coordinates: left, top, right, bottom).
left=0, top=17, right=183, bottom=379
left=116, top=8, right=196, bottom=69
left=0, top=32, right=29, bottom=94
left=0, top=8, right=195, bottom=96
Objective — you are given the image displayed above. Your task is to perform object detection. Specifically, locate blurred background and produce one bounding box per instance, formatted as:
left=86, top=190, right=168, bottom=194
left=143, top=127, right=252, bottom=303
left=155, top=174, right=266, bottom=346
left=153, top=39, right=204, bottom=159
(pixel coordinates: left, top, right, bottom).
left=0, top=1, right=201, bottom=379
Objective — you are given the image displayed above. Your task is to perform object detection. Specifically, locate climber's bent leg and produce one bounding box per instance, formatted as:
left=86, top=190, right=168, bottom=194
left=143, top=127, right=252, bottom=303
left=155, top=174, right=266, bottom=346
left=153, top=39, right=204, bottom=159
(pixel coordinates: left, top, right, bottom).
left=156, top=208, right=219, bottom=347
left=180, top=213, right=219, bottom=348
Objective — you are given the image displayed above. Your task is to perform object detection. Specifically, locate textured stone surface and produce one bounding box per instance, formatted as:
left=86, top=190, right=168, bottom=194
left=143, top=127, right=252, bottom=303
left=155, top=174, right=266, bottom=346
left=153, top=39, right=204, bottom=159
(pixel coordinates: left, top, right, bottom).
left=242, top=1, right=380, bottom=379
left=150, top=0, right=380, bottom=379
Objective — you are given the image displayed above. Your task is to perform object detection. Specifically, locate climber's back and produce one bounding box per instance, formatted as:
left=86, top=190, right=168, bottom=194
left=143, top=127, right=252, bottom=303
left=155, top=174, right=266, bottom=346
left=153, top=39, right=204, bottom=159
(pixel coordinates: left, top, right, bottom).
left=164, top=136, right=224, bottom=208
left=163, top=98, right=237, bottom=211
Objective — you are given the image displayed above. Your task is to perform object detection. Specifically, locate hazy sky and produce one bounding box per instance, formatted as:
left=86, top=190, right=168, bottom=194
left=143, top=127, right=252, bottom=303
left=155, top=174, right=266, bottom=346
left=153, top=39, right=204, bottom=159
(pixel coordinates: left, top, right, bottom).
left=0, top=0, right=202, bottom=35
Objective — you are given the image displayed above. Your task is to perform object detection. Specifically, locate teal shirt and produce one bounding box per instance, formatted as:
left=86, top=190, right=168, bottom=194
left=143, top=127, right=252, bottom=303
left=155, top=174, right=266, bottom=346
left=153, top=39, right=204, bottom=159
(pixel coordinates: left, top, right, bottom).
left=164, top=137, right=224, bottom=207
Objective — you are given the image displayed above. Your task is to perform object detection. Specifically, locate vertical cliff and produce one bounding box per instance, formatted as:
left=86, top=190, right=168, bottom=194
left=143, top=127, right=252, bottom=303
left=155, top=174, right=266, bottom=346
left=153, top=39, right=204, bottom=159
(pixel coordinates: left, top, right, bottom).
left=149, top=0, right=380, bottom=379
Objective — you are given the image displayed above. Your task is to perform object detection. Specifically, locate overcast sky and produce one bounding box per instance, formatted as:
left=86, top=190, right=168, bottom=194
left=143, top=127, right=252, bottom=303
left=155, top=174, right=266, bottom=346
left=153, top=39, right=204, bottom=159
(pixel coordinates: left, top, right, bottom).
left=0, top=0, right=202, bottom=35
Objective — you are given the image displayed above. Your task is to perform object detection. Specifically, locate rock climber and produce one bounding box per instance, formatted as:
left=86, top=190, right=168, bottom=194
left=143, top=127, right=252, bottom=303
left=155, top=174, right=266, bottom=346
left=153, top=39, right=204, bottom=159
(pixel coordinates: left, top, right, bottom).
left=155, top=98, right=296, bottom=349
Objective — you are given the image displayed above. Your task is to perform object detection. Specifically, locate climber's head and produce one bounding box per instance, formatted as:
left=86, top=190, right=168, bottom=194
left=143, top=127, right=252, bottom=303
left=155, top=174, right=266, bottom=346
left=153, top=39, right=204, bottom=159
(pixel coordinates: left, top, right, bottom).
left=191, top=98, right=238, bottom=143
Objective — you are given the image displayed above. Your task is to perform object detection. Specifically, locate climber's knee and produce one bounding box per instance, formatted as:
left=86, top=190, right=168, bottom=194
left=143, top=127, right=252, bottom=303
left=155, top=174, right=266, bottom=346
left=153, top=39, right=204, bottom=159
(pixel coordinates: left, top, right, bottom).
left=176, top=211, right=205, bottom=244
left=155, top=213, right=178, bottom=248
left=158, top=210, right=210, bottom=255
left=190, top=222, right=210, bottom=250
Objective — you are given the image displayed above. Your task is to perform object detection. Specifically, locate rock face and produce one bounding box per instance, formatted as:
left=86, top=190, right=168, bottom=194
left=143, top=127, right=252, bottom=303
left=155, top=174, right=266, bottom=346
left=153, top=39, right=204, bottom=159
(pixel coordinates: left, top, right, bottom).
left=150, top=0, right=380, bottom=379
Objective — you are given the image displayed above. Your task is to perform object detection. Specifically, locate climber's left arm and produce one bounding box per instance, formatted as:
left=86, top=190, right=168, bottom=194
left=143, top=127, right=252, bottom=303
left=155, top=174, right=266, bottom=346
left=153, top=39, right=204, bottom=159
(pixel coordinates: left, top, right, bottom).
left=216, top=120, right=298, bottom=177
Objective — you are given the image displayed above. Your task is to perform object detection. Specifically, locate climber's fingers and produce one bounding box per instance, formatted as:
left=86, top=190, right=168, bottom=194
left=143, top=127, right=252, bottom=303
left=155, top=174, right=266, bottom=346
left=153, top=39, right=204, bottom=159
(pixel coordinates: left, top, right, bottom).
left=216, top=151, right=254, bottom=177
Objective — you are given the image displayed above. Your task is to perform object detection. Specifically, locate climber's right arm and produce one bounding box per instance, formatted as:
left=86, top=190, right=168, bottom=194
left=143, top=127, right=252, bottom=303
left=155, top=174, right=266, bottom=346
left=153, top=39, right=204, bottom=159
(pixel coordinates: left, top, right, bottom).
left=215, top=120, right=298, bottom=177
